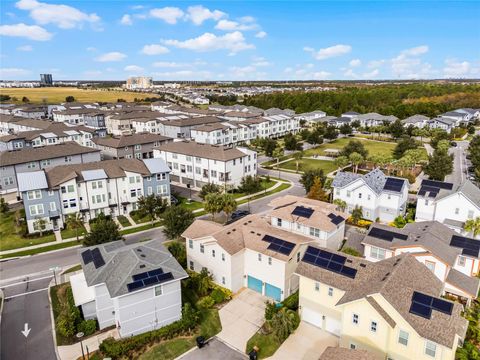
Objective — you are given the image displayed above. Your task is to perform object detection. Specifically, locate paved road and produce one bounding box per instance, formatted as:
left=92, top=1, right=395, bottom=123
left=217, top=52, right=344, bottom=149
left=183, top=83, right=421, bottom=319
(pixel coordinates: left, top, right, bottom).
left=445, top=140, right=469, bottom=185
left=180, top=338, right=247, bottom=360
left=1, top=274, right=56, bottom=360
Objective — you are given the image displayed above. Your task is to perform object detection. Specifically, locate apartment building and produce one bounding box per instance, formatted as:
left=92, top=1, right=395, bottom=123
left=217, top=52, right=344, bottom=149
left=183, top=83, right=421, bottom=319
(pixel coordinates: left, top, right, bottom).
left=71, top=239, right=187, bottom=337
left=0, top=142, right=101, bottom=194
left=18, top=158, right=170, bottom=232
left=52, top=108, right=106, bottom=129
left=332, top=169, right=409, bottom=222
left=296, top=249, right=467, bottom=360
left=105, top=110, right=156, bottom=135
left=94, top=133, right=172, bottom=160
left=130, top=113, right=190, bottom=134
left=190, top=120, right=262, bottom=146
left=416, top=179, right=480, bottom=238
left=125, top=76, right=153, bottom=90
left=355, top=113, right=398, bottom=127
left=0, top=114, right=52, bottom=134
left=153, top=140, right=257, bottom=189
left=427, top=117, right=457, bottom=133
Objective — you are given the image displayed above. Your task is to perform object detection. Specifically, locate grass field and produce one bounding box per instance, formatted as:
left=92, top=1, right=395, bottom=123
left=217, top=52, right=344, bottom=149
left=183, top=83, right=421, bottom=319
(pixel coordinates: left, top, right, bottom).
left=279, top=159, right=337, bottom=174
left=304, top=137, right=397, bottom=158
left=0, top=87, right=153, bottom=104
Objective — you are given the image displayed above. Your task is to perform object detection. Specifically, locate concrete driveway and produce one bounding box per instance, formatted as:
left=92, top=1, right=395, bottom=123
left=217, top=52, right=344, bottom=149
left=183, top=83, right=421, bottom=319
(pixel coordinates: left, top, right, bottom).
left=268, top=322, right=339, bottom=360
left=217, top=289, right=267, bottom=353
left=179, top=338, right=247, bottom=360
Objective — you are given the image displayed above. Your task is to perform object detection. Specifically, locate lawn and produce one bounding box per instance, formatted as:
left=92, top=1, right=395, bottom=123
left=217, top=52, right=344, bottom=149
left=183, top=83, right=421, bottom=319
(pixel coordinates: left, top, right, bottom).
left=177, top=196, right=204, bottom=211
left=0, top=211, right=56, bottom=251
left=119, top=221, right=162, bottom=236
left=246, top=328, right=282, bottom=359
left=138, top=309, right=221, bottom=360
left=278, top=158, right=337, bottom=174
left=130, top=211, right=152, bottom=224
left=117, top=215, right=132, bottom=227
left=0, top=240, right=81, bottom=259
left=60, top=224, right=86, bottom=240
left=230, top=179, right=277, bottom=199
left=303, top=137, right=397, bottom=158
left=0, top=87, right=152, bottom=104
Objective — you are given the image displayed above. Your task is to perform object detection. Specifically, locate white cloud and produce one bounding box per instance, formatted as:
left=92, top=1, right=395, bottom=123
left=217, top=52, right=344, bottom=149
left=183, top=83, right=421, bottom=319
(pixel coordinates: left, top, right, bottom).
left=0, top=23, right=52, bottom=41
left=363, top=69, right=380, bottom=78
left=443, top=59, right=471, bottom=78
left=95, top=52, right=127, bottom=62
left=141, top=44, right=170, bottom=55
left=149, top=7, right=184, bottom=24
left=349, top=59, right=361, bottom=67
left=186, top=5, right=226, bottom=25
left=252, top=57, right=270, bottom=67
left=120, top=14, right=132, bottom=25
left=390, top=45, right=433, bottom=79
left=83, top=70, right=102, bottom=77
left=152, top=61, right=190, bottom=68
left=16, top=0, right=100, bottom=29
left=401, top=45, right=429, bottom=56
left=255, top=31, right=267, bottom=38
left=86, top=47, right=96, bottom=52
left=17, top=45, right=33, bottom=51
left=124, top=65, right=144, bottom=73
left=152, top=70, right=212, bottom=79
left=368, top=59, right=385, bottom=68
left=131, top=5, right=144, bottom=10
left=215, top=19, right=257, bottom=31
left=305, top=44, right=352, bottom=60
left=344, top=69, right=358, bottom=79
left=311, top=71, right=331, bottom=80
left=163, top=31, right=254, bottom=54
left=0, top=67, right=31, bottom=78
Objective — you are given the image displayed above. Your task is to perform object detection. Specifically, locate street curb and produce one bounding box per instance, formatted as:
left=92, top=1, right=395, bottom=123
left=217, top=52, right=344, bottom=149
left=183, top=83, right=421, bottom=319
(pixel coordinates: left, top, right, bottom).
left=0, top=288, right=4, bottom=325
left=48, top=278, right=61, bottom=360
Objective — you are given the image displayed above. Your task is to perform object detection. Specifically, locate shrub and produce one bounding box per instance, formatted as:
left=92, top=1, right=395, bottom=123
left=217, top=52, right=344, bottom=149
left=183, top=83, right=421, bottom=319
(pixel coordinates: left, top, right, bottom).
left=342, top=247, right=362, bottom=257
left=265, top=300, right=278, bottom=320
left=210, top=284, right=232, bottom=301
left=210, top=289, right=226, bottom=304
left=282, top=291, right=299, bottom=311
left=196, top=296, right=215, bottom=309
left=78, top=319, right=97, bottom=336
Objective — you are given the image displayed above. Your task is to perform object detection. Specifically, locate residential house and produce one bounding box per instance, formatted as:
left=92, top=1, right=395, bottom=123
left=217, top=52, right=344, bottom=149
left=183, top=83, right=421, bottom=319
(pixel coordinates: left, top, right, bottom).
left=328, top=116, right=353, bottom=128
left=219, top=111, right=260, bottom=122
left=264, top=108, right=296, bottom=116
left=0, top=114, right=52, bottom=134
left=402, top=115, right=430, bottom=129
left=0, top=142, right=101, bottom=194
left=319, top=347, right=376, bottom=360
left=296, top=249, right=467, bottom=360
left=70, top=240, right=187, bottom=337
left=52, top=108, right=106, bottom=129
left=157, top=116, right=223, bottom=139
left=332, top=169, right=409, bottom=222
left=190, top=120, right=261, bottom=146
left=355, top=113, right=398, bottom=128
left=153, top=140, right=257, bottom=189
left=341, top=111, right=360, bottom=120
left=357, top=221, right=480, bottom=303
left=130, top=113, right=190, bottom=134
left=440, top=111, right=471, bottom=125
left=427, top=117, right=457, bottom=133
left=455, top=108, right=480, bottom=120
left=295, top=110, right=327, bottom=122
left=18, top=158, right=171, bottom=232
left=415, top=179, right=480, bottom=238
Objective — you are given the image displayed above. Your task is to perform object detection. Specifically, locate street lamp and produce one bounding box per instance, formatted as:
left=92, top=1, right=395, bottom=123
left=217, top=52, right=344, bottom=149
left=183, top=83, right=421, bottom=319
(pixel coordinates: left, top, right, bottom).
left=49, top=266, right=60, bottom=286
left=76, top=332, right=85, bottom=360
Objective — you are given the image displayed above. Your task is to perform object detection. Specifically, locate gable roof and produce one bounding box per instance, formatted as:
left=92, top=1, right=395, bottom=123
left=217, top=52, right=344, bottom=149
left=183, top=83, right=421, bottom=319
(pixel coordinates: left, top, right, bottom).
left=436, top=180, right=480, bottom=208
left=333, top=168, right=406, bottom=195
left=93, top=133, right=171, bottom=148
left=154, top=140, right=249, bottom=161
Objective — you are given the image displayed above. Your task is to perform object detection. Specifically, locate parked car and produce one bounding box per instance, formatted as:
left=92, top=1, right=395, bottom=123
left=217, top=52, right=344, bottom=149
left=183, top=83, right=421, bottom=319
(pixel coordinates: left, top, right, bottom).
left=225, top=210, right=250, bottom=224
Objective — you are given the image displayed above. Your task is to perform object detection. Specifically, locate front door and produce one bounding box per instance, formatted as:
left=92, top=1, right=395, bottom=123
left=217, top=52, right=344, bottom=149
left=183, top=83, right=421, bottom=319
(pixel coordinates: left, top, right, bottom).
left=52, top=218, right=58, bottom=230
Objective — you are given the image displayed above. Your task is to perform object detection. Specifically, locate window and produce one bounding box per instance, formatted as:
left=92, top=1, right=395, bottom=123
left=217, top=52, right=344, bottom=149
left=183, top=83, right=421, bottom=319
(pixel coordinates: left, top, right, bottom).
left=387, top=194, right=391, bottom=200
left=195, top=167, right=201, bottom=175
left=222, top=253, right=225, bottom=261
left=346, top=190, right=351, bottom=198
left=297, top=252, right=301, bottom=263
left=309, top=227, right=320, bottom=238
left=92, top=182, right=97, bottom=189
left=129, top=176, right=135, bottom=184
left=41, top=159, right=51, bottom=166
left=370, top=246, right=386, bottom=260
left=64, top=156, right=72, bottom=163
left=157, top=184, right=168, bottom=194
left=371, top=321, right=377, bottom=332
left=277, top=218, right=282, bottom=227
left=268, top=257, right=272, bottom=265
left=328, top=287, right=333, bottom=297
left=27, top=162, right=36, bottom=169
left=147, top=187, right=153, bottom=195
left=135, top=144, right=141, bottom=150
left=135, top=153, right=142, bottom=159
left=189, top=261, right=194, bottom=271
left=468, top=210, right=474, bottom=219
left=3, top=177, right=14, bottom=186
left=425, top=199, right=429, bottom=205
left=398, top=330, right=409, bottom=346
left=425, top=260, right=435, bottom=273
left=212, top=249, right=216, bottom=257
left=350, top=343, right=356, bottom=350
left=189, top=239, right=193, bottom=249
left=186, top=156, right=192, bottom=161
left=315, top=282, right=320, bottom=291
left=352, top=314, right=359, bottom=325
left=425, top=341, right=436, bottom=357
left=258, top=253, right=262, bottom=261
left=27, top=190, right=42, bottom=200
left=458, top=256, right=466, bottom=267
left=154, top=285, right=162, bottom=296
left=335, top=189, right=340, bottom=195
left=367, top=194, right=371, bottom=200
left=200, top=244, right=204, bottom=253
left=222, top=276, right=226, bottom=285
left=29, top=204, right=44, bottom=216
left=455, top=208, right=460, bottom=215
left=358, top=193, right=362, bottom=199
left=50, top=202, right=56, bottom=211
left=187, top=165, right=193, bottom=173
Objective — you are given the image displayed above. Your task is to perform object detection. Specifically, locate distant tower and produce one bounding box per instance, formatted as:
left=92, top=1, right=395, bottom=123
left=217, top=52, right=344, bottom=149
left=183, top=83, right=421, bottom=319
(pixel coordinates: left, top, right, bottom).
left=40, top=74, right=53, bottom=86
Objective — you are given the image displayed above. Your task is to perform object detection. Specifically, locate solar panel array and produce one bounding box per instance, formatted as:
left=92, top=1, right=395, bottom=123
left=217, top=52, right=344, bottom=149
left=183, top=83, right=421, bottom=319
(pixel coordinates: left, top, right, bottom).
left=383, top=177, right=405, bottom=193
left=126, top=268, right=174, bottom=293
left=409, top=291, right=453, bottom=319
left=450, top=235, right=480, bottom=258
left=262, top=235, right=295, bottom=255
left=291, top=206, right=314, bottom=218
left=81, top=248, right=105, bottom=269
left=327, top=213, right=345, bottom=225
left=302, top=246, right=357, bottom=279
left=368, top=227, right=408, bottom=242
left=418, top=179, right=454, bottom=198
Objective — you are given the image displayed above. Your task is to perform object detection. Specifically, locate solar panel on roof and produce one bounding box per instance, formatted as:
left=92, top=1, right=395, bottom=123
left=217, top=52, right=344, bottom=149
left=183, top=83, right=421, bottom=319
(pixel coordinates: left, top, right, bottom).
left=81, top=250, right=93, bottom=264
left=421, top=179, right=453, bottom=190
left=127, top=281, right=144, bottom=292
left=410, top=302, right=432, bottom=319
left=291, top=206, right=314, bottom=218
left=409, top=291, right=453, bottom=319
left=126, top=270, right=174, bottom=293
left=157, top=272, right=174, bottom=282
left=132, top=272, right=150, bottom=281
left=91, top=248, right=105, bottom=268
left=143, top=276, right=160, bottom=286
left=432, top=298, right=453, bottom=315
left=148, top=268, right=164, bottom=277
left=383, top=177, right=404, bottom=192
left=262, top=235, right=295, bottom=256
left=302, top=246, right=356, bottom=279
left=306, top=247, right=321, bottom=257
left=368, top=227, right=408, bottom=242
left=450, top=235, right=480, bottom=258
left=327, top=213, right=345, bottom=225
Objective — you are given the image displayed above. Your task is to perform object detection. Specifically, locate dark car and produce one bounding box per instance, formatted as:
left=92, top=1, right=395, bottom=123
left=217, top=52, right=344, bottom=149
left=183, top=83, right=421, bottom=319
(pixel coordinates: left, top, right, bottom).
left=225, top=210, right=250, bottom=224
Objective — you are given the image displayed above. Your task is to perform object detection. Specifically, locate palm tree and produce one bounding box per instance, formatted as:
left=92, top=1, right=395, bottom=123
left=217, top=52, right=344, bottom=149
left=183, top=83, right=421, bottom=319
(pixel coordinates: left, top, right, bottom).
left=221, top=193, right=237, bottom=222
left=293, top=151, right=303, bottom=173
left=273, top=147, right=284, bottom=179
left=65, top=213, right=84, bottom=241
left=333, top=199, right=347, bottom=212
left=271, top=308, right=300, bottom=342
left=349, top=152, right=364, bottom=173
left=351, top=206, right=363, bottom=225
left=464, top=217, right=480, bottom=237
left=204, top=193, right=224, bottom=221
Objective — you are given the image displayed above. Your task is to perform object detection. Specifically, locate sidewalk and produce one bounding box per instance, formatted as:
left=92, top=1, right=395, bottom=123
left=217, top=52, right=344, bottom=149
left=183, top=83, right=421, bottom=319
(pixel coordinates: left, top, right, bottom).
left=57, top=328, right=119, bottom=360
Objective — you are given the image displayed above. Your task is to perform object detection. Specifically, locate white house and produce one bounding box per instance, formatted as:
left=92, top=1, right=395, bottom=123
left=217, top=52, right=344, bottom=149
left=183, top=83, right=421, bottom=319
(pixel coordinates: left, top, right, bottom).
left=71, top=240, right=188, bottom=337
left=153, top=140, right=257, bottom=189
left=416, top=179, right=480, bottom=238
left=295, top=110, right=327, bottom=122
left=332, top=169, right=409, bottom=222
left=358, top=221, right=480, bottom=303
left=427, top=117, right=456, bottom=133
left=402, top=114, right=430, bottom=129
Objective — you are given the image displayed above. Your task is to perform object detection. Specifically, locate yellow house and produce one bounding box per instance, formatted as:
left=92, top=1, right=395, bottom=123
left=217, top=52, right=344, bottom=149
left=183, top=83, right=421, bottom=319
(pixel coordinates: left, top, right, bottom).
left=296, top=247, right=468, bottom=360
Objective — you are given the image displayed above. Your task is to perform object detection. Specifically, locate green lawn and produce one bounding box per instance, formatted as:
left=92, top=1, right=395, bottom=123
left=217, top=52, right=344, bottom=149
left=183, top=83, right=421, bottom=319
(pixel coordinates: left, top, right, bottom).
left=130, top=211, right=152, bottom=224
left=139, top=309, right=221, bottom=360
left=0, top=211, right=56, bottom=251
left=237, top=182, right=291, bottom=205
left=304, top=137, right=397, bottom=158
left=246, top=328, right=282, bottom=359
left=278, top=159, right=337, bottom=174
left=119, top=221, right=162, bottom=235
left=117, top=215, right=132, bottom=227
left=0, top=240, right=81, bottom=259
left=230, top=179, right=277, bottom=199
left=177, top=196, right=204, bottom=211
left=60, top=224, right=86, bottom=240
left=62, top=264, right=82, bottom=274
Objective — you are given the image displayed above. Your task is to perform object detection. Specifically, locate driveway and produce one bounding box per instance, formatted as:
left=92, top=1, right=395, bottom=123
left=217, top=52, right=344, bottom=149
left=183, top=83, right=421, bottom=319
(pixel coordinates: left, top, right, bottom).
left=268, top=322, right=339, bottom=360
left=179, top=338, right=247, bottom=360
left=217, top=289, right=267, bottom=353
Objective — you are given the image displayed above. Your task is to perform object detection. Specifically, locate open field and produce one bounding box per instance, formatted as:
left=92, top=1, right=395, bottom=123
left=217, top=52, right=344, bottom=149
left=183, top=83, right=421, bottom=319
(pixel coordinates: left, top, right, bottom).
left=304, top=138, right=397, bottom=158
left=0, top=87, right=153, bottom=104
left=279, top=159, right=337, bottom=174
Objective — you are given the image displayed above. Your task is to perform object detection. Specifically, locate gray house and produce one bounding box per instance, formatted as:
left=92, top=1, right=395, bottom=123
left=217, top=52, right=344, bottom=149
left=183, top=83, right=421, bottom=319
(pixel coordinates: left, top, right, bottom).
left=0, top=142, right=101, bottom=194
left=70, top=240, right=188, bottom=337
left=158, top=116, right=223, bottom=138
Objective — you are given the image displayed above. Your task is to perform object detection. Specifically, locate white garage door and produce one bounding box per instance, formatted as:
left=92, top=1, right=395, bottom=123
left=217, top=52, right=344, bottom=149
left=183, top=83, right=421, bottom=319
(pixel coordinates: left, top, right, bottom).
left=301, top=307, right=322, bottom=328
left=325, top=317, right=341, bottom=336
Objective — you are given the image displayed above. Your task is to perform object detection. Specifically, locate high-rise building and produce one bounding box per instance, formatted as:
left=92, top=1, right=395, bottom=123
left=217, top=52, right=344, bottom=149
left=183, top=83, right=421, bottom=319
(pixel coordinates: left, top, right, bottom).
left=40, top=74, right=53, bottom=86
left=125, top=76, right=153, bottom=90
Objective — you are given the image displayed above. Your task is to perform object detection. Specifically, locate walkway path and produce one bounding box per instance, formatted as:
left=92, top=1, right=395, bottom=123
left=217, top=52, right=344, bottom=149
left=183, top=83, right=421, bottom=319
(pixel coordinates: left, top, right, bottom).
left=57, top=329, right=120, bottom=360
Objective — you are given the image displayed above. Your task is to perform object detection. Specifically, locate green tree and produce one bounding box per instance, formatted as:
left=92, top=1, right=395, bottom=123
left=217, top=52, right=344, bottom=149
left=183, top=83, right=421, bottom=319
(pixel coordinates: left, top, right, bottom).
left=221, top=193, right=237, bottom=221
left=393, top=136, right=417, bottom=159
left=436, top=139, right=451, bottom=153
left=65, top=213, right=84, bottom=241
left=0, top=198, right=8, bottom=214
left=469, top=135, right=480, bottom=181
left=306, top=130, right=323, bottom=145
left=430, top=129, right=450, bottom=149
left=137, top=194, right=167, bottom=225
left=307, top=177, right=327, bottom=201
left=324, top=125, right=338, bottom=140
left=333, top=199, right=347, bottom=212
left=339, top=123, right=352, bottom=135
left=393, top=215, right=407, bottom=228
left=349, top=152, right=364, bottom=173
left=389, top=120, right=405, bottom=139
left=204, top=193, right=224, bottom=220
left=162, top=206, right=194, bottom=240
left=424, top=149, right=453, bottom=181
left=167, top=241, right=187, bottom=269
left=334, top=155, right=349, bottom=170
left=199, top=183, right=222, bottom=200
left=342, top=247, right=362, bottom=257
left=300, top=169, right=326, bottom=194
left=22, top=96, right=29, bottom=103
left=293, top=151, right=303, bottom=173
left=239, top=175, right=262, bottom=210
left=273, top=147, right=284, bottom=178
left=340, top=139, right=369, bottom=159
left=351, top=206, right=363, bottom=225
left=65, top=96, right=75, bottom=102
left=284, top=133, right=300, bottom=151
left=271, top=308, right=300, bottom=343
left=34, top=217, right=47, bottom=236
left=263, top=138, right=277, bottom=157
left=464, top=217, right=480, bottom=237
left=83, top=213, right=122, bottom=246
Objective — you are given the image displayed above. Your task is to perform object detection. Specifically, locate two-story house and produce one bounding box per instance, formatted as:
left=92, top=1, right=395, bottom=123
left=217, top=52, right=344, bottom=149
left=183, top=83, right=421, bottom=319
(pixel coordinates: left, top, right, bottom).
left=70, top=239, right=188, bottom=337
left=357, top=221, right=480, bottom=303
left=416, top=179, right=480, bottom=238
left=18, top=158, right=171, bottom=233
left=332, top=168, right=409, bottom=222
left=296, top=249, right=468, bottom=360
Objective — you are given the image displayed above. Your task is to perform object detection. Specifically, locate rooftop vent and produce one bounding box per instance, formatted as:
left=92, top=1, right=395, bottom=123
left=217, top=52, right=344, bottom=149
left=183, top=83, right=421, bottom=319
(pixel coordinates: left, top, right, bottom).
left=136, top=248, right=142, bottom=252
left=359, top=263, right=367, bottom=268
left=139, top=264, right=146, bottom=268
left=140, top=254, right=146, bottom=258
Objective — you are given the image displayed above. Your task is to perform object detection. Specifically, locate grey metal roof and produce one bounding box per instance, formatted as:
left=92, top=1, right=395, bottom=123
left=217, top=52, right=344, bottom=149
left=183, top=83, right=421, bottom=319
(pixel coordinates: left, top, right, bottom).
left=332, top=168, right=389, bottom=195
left=81, top=169, right=108, bottom=181
left=436, top=180, right=480, bottom=207
left=81, top=240, right=188, bottom=298
left=142, top=158, right=171, bottom=174
left=332, top=171, right=361, bottom=188
left=17, top=170, right=48, bottom=192
left=402, top=114, right=430, bottom=124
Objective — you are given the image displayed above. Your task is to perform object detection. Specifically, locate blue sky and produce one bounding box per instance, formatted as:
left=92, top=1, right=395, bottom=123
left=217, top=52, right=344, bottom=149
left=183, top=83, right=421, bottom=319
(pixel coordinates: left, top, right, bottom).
left=1, top=0, right=479, bottom=80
